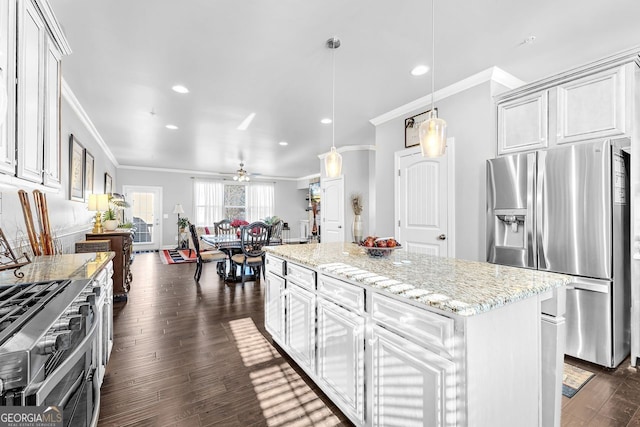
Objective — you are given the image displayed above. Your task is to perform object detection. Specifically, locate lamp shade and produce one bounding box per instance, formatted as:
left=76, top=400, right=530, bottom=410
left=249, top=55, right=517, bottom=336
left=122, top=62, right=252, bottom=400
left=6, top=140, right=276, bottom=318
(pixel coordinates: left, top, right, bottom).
left=325, top=146, right=343, bottom=178
left=418, top=111, right=447, bottom=158
left=88, top=194, right=109, bottom=211
left=172, top=203, right=185, bottom=215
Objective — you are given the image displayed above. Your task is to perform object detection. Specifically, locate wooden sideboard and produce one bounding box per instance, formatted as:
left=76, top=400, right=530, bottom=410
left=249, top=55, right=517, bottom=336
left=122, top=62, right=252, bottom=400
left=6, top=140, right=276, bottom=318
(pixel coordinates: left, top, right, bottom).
left=86, top=231, right=133, bottom=301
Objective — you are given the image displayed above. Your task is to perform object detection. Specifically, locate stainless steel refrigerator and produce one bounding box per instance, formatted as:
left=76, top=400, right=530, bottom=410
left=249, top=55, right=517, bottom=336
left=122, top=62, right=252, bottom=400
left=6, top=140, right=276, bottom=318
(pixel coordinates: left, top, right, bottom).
left=486, top=138, right=631, bottom=368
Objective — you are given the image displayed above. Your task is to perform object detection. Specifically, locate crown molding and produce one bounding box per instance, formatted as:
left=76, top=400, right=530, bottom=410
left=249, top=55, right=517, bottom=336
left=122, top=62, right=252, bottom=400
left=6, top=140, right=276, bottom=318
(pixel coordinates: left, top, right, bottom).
left=118, top=164, right=306, bottom=182
left=62, top=79, right=119, bottom=166
left=369, top=66, right=525, bottom=126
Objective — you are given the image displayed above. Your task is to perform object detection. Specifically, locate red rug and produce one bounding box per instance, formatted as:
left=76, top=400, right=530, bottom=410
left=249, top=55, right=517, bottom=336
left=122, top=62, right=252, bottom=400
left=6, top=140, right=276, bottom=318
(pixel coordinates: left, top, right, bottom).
left=159, top=249, right=196, bottom=264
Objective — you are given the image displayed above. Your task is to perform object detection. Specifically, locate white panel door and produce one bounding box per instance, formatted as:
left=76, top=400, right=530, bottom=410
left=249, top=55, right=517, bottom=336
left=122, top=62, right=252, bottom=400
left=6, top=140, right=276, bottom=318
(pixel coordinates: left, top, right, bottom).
left=371, top=325, right=456, bottom=427
left=123, top=185, right=162, bottom=251
left=265, top=272, right=285, bottom=342
left=397, top=149, right=449, bottom=256
left=317, top=297, right=364, bottom=423
left=286, top=282, right=315, bottom=373
left=321, top=176, right=344, bottom=243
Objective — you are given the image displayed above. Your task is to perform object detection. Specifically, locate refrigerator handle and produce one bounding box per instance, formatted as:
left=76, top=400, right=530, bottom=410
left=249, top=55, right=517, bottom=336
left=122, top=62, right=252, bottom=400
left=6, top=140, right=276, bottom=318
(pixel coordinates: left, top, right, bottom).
left=536, top=151, right=546, bottom=270
left=527, top=152, right=537, bottom=268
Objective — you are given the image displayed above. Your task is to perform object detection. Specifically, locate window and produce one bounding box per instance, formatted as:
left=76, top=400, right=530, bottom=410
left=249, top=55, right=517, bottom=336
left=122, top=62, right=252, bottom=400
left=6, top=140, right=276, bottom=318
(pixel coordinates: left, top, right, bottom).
left=193, top=180, right=274, bottom=225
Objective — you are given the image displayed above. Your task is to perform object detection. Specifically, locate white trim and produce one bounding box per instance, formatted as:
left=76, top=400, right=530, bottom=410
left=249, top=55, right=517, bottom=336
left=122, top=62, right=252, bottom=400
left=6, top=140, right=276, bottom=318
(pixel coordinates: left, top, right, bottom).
left=62, top=79, right=119, bottom=166
left=118, top=164, right=304, bottom=182
left=370, top=67, right=525, bottom=126
left=317, top=144, right=376, bottom=159
left=33, top=0, right=72, bottom=54
left=393, top=137, right=455, bottom=258
left=122, top=185, right=163, bottom=251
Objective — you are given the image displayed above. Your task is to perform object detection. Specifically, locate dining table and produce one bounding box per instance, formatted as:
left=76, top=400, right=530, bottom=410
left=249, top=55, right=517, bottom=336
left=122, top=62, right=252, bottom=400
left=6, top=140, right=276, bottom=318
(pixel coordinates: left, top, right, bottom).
left=200, top=234, right=244, bottom=281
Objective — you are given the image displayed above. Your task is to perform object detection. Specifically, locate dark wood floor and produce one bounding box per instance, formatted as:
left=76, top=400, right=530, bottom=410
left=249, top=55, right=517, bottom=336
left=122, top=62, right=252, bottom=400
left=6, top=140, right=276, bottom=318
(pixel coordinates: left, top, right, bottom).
left=99, top=252, right=640, bottom=426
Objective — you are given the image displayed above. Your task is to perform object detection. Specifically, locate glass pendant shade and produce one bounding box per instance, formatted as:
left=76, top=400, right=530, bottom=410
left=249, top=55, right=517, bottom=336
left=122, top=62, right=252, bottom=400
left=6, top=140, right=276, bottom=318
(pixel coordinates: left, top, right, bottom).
left=418, top=111, right=447, bottom=158
left=325, top=146, right=342, bottom=178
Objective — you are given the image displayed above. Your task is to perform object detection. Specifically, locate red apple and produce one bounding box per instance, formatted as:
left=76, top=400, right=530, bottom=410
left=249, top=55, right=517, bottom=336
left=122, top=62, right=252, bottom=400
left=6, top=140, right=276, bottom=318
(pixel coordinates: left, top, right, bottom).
left=376, top=239, right=387, bottom=247
left=364, top=239, right=374, bottom=247
left=387, top=239, right=397, bottom=248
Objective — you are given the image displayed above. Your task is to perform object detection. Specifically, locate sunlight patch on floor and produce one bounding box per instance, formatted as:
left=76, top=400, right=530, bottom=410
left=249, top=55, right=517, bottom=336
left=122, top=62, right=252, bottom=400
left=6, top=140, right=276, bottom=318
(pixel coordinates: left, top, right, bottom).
left=229, top=317, right=281, bottom=367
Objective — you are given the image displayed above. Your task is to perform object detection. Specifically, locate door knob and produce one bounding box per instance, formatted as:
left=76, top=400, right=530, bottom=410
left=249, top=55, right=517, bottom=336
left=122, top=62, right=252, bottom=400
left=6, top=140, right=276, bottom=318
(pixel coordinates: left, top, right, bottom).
left=338, top=226, right=342, bottom=229
left=438, top=234, right=446, bottom=240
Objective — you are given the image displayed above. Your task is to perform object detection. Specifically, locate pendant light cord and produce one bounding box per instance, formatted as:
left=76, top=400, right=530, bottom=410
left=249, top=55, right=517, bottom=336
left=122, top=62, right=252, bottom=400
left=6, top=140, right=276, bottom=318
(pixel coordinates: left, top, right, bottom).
left=431, top=0, right=435, bottom=114
left=332, top=36, right=336, bottom=149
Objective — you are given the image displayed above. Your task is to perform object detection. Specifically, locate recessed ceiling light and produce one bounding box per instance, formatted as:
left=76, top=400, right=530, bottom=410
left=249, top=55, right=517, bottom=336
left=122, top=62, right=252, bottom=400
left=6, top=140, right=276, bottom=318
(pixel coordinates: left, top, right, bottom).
left=411, top=65, right=429, bottom=76
left=172, top=85, right=189, bottom=94
left=166, top=124, right=178, bottom=130
left=237, top=112, right=256, bottom=131
left=321, top=118, right=332, bottom=124
left=279, top=141, right=288, bottom=146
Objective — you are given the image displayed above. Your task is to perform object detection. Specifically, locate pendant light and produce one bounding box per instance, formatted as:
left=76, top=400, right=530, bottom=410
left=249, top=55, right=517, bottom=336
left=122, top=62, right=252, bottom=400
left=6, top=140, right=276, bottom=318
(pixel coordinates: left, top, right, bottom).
left=324, top=36, right=342, bottom=178
left=418, top=0, right=447, bottom=158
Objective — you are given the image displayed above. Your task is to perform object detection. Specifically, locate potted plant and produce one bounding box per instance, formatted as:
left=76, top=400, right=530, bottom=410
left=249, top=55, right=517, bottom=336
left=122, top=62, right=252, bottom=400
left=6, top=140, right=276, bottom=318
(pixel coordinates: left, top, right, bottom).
left=102, top=207, right=119, bottom=231
left=177, top=217, right=189, bottom=231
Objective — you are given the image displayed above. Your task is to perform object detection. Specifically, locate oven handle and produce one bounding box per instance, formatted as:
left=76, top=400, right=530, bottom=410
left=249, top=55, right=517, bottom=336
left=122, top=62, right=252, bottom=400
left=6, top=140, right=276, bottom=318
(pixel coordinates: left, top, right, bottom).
left=34, top=318, right=100, bottom=405
left=90, top=377, right=101, bottom=427
left=58, top=369, right=84, bottom=408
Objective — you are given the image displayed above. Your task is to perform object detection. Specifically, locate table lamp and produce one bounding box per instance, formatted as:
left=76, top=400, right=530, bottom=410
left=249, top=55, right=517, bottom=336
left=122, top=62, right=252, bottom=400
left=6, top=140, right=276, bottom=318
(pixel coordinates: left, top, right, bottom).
left=88, top=194, right=110, bottom=233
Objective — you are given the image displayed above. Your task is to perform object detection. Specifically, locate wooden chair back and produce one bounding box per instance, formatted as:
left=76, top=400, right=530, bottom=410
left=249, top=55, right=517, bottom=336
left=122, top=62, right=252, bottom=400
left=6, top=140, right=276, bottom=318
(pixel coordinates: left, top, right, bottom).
left=239, top=222, right=270, bottom=258
left=214, top=219, right=235, bottom=236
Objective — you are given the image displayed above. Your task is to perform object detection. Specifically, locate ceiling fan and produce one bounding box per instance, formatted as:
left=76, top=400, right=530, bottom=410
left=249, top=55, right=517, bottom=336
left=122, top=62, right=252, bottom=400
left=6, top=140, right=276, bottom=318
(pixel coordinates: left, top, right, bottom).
left=233, top=162, right=250, bottom=182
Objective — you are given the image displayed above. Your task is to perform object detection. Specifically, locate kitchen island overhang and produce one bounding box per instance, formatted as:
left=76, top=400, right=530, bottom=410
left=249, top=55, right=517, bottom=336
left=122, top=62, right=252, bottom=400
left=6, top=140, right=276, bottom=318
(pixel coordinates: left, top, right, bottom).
left=264, top=242, right=570, bottom=427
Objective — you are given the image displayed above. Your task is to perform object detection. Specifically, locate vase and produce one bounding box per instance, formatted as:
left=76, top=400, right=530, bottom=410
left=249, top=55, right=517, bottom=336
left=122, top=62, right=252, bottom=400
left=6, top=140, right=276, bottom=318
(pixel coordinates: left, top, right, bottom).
left=104, top=219, right=118, bottom=231
left=352, top=214, right=363, bottom=243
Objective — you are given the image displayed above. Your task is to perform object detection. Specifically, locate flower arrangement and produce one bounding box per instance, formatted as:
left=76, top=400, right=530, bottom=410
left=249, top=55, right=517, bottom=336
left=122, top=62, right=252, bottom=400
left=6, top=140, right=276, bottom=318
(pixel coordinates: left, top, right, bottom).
left=230, top=219, right=249, bottom=228
left=351, top=193, right=363, bottom=215
left=263, top=216, right=281, bottom=225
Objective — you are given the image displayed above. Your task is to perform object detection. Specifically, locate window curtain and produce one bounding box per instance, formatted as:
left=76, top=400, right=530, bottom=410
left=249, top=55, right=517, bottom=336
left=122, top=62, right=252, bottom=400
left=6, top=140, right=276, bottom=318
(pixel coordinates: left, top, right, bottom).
left=193, top=180, right=224, bottom=225
left=246, top=183, right=274, bottom=222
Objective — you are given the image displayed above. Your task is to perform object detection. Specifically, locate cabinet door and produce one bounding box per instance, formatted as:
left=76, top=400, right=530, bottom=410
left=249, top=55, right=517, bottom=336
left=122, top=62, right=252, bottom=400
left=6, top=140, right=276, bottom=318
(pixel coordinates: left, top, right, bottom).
left=286, top=283, right=315, bottom=373
left=42, top=38, right=61, bottom=188
left=0, top=0, right=16, bottom=175
left=265, top=272, right=285, bottom=343
left=371, top=326, right=456, bottom=427
left=497, top=90, right=548, bottom=155
left=555, top=66, right=626, bottom=144
left=317, top=297, right=364, bottom=423
left=16, top=0, right=45, bottom=183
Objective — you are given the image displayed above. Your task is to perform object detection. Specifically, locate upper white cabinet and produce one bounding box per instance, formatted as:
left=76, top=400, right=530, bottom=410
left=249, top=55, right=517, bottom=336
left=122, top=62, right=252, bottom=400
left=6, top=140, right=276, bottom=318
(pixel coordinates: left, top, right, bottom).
left=555, top=66, right=626, bottom=144
left=0, top=1, right=17, bottom=175
left=497, top=90, right=548, bottom=155
left=496, top=51, right=638, bottom=156
left=5, top=0, right=70, bottom=186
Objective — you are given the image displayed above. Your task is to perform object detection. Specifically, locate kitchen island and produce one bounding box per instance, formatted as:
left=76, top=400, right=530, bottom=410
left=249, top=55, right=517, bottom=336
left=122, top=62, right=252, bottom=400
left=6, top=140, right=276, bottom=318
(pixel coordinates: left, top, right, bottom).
left=264, top=242, right=570, bottom=427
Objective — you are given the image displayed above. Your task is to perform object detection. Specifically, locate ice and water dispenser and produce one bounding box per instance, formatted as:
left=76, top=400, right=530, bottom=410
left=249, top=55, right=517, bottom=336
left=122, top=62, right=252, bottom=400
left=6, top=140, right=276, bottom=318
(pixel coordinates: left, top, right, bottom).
left=486, top=153, right=535, bottom=269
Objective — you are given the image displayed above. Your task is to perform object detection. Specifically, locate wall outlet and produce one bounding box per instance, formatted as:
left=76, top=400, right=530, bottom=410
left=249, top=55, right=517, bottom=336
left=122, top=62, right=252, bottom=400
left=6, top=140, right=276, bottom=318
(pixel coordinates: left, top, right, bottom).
left=163, top=213, right=168, bottom=219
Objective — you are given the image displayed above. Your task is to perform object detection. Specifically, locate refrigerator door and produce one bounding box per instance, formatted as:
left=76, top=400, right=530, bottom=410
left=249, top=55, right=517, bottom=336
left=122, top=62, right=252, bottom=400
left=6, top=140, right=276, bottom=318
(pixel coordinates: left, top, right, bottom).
left=537, top=140, right=612, bottom=279
left=486, top=153, right=536, bottom=268
left=565, top=278, right=613, bottom=367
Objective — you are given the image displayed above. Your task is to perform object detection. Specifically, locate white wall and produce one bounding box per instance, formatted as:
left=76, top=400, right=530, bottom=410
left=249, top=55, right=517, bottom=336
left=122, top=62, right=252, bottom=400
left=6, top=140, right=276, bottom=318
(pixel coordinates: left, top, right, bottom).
left=373, top=81, right=509, bottom=261
left=116, top=168, right=308, bottom=247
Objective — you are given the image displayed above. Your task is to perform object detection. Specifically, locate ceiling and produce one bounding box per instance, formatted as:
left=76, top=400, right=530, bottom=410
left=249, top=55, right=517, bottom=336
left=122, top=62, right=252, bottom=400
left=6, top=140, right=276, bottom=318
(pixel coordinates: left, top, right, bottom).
left=50, top=0, right=640, bottom=180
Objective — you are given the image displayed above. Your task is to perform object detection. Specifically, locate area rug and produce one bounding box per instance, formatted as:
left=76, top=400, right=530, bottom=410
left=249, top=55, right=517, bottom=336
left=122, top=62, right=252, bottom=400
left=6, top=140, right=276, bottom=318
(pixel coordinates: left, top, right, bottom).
left=159, top=249, right=196, bottom=264
left=562, top=363, right=595, bottom=398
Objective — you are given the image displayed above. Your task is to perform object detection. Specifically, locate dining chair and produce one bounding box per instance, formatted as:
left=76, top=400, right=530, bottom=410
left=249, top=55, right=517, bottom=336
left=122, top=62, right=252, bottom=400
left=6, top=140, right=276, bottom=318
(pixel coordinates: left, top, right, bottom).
left=269, top=220, right=284, bottom=245
left=230, top=222, right=270, bottom=285
left=214, top=219, right=235, bottom=236
left=189, top=224, right=227, bottom=282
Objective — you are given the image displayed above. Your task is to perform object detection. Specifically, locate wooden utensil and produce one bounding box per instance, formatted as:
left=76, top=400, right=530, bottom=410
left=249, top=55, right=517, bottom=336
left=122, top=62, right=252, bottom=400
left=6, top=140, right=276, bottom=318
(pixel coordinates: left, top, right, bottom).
left=18, top=190, right=42, bottom=256
left=33, top=190, right=55, bottom=255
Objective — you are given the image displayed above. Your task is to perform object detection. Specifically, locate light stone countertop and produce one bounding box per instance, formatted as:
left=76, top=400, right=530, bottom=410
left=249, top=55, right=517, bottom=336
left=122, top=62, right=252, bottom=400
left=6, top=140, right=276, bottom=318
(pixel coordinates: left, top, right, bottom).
left=0, top=252, right=115, bottom=285
left=265, top=242, right=571, bottom=316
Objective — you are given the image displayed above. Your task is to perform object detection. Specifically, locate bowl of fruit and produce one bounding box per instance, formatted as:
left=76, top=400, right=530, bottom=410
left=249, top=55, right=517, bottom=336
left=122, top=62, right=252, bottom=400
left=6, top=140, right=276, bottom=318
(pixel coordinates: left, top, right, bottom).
left=359, top=236, right=401, bottom=258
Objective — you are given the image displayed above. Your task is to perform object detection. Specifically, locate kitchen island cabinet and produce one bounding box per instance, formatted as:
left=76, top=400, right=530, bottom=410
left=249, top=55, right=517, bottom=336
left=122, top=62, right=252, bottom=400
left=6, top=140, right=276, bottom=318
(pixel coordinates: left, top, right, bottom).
left=264, top=242, right=570, bottom=427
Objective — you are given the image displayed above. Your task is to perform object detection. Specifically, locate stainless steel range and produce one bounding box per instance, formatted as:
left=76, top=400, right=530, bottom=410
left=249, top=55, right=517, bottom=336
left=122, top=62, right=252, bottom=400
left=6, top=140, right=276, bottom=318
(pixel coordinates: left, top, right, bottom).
left=0, top=277, right=105, bottom=426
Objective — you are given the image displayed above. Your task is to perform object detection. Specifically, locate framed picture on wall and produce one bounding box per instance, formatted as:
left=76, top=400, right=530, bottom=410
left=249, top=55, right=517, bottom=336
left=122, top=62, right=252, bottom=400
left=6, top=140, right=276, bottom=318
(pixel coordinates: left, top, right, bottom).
left=404, top=108, right=436, bottom=148
left=85, top=150, right=94, bottom=199
left=69, top=134, right=85, bottom=202
left=104, top=172, right=113, bottom=194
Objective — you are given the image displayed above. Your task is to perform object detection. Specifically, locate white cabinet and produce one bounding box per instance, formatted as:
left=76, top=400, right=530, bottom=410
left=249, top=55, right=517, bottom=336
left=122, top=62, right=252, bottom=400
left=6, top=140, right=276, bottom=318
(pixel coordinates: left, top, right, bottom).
left=317, top=296, right=365, bottom=424
left=16, top=0, right=45, bottom=183
left=496, top=54, right=638, bottom=156
left=265, top=272, right=285, bottom=343
left=0, top=0, right=16, bottom=175
left=286, top=282, right=315, bottom=373
left=497, top=90, right=548, bottom=155
left=42, top=37, right=61, bottom=187
left=371, top=325, right=456, bottom=427
left=555, top=66, right=627, bottom=144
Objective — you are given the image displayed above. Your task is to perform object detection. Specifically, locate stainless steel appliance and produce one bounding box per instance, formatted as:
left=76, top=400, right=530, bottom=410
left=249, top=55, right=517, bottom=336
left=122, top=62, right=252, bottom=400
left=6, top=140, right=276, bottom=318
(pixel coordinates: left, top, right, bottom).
left=486, top=138, right=631, bottom=367
left=0, top=278, right=104, bottom=426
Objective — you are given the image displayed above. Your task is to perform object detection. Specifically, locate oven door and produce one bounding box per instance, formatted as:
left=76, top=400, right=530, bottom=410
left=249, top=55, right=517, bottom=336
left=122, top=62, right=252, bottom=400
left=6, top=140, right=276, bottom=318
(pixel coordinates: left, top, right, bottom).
left=26, top=317, right=100, bottom=427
